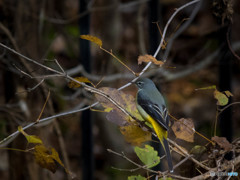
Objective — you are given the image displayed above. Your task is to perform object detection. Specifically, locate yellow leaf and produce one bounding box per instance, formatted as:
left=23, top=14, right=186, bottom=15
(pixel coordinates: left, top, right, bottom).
left=120, top=124, right=151, bottom=146
left=51, top=148, right=69, bottom=173
left=224, top=90, right=233, bottom=97
left=172, top=118, right=195, bottom=143
left=80, top=35, right=102, bottom=47
left=34, top=145, right=68, bottom=173
left=68, top=77, right=91, bottom=88
left=214, top=90, right=228, bottom=106
left=138, top=54, right=164, bottom=66
left=18, top=126, right=43, bottom=144
left=34, top=145, right=56, bottom=173
left=195, top=85, right=216, bottom=91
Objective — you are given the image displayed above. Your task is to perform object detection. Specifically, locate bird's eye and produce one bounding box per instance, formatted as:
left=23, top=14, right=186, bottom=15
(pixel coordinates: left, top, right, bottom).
left=137, top=81, right=143, bottom=86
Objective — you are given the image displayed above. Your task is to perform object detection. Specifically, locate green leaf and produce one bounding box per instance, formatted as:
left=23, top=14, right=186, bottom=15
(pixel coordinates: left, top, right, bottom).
left=128, top=175, right=146, bottom=180
left=159, top=178, right=173, bottom=180
left=190, top=145, right=206, bottom=155
left=214, top=90, right=228, bottom=106
left=134, top=145, right=160, bottom=168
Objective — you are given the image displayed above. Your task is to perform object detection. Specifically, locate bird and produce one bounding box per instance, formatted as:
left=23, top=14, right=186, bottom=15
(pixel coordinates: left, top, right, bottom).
left=134, top=78, right=173, bottom=173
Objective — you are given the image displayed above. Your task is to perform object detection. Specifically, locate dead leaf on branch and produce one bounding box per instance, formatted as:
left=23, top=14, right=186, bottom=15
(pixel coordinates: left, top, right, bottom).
left=33, top=145, right=68, bottom=173
left=138, top=54, right=164, bottom=66
left=211, top=136, right=232, bottom=151
left=95, top=87, right=144, bottom=123
left=95, top=87, right=151, bottom=145
left=68, top=76, right=91, bottom=88
left=172, top=118, right=195, bottom=143
left=18, top=126, right=68, bottom=173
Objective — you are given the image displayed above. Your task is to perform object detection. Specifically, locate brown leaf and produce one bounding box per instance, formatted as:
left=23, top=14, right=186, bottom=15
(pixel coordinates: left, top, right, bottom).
left=106, top=109, right=128, bottom=126
left=138, top=54, right=164, bottom=66
left=172, top=118, right=195, bottom=142
left=95, top=87, right=144, bottom=124
left=211, top=136, right=232, bottom=151
left=120, top=124, right=151, bottom=146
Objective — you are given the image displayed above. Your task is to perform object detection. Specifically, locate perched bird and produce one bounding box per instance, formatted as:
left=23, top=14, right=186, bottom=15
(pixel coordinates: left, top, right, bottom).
left=135, top=78, right=173, bottom=172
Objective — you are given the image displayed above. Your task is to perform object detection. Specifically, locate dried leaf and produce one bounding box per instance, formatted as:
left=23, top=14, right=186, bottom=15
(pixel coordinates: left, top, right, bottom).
left=138, top=54, right=164, bottom=66
left=120, top=124, right=151, bottom=146
left=95, top=87, right=150, bottom=145
left=106, top=109, right=128, bottom=126
left=18, top=126, right=43, bottom=144
left=34, top=145, right=68, bottom=173
left=34, top=145, right=57, bottom=173
left=95, top=87, right=144, bottom=124
left=172, top=118, right=195, bottom=142
left=68, top=77, right=91, bottom=88
left=214, top=90, right=228, bottom=106
left=211, top=136, right=232, bottom=151
left=80, top=35, right=102, bottom=47
left=134, top=145, right=160, bottom=168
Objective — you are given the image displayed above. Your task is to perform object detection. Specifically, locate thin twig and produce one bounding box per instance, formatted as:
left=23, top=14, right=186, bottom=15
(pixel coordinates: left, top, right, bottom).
left=168, top=138, right=211, bottom=171
left=107, top=149, right=158, bottom=174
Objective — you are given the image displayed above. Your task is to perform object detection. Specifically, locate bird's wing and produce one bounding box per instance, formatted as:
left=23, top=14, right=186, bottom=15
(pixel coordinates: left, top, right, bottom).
left=137, top=97, right=169, bottom=131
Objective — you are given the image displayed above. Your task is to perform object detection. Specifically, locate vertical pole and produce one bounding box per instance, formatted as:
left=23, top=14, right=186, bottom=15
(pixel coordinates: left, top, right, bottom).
left=79, top=0, right=93, bottom=179
left=218, top=27, right=232, bottom=142
left=148, top=0, right=163, bottom=172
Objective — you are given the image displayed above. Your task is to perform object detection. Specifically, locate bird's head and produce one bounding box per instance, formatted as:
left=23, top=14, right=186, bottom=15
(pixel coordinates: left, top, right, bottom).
left=134, top=78, right=156, bottom=90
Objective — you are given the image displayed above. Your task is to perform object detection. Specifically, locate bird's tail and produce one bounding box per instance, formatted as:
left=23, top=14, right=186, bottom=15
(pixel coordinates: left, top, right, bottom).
left=163, top=138, right=174, bottom=173
left=151, top=121, right=174, bottom=173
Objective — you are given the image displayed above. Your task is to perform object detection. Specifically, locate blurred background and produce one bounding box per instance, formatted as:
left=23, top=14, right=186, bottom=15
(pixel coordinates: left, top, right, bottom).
left=0, top=0, right=240, bottom=179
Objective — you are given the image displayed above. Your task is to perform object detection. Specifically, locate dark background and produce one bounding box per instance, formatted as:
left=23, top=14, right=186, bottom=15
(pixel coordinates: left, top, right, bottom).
left=0, top=0, right=240, bottom=179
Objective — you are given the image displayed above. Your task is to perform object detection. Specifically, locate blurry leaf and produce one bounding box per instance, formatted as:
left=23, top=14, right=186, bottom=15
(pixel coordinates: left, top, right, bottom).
left=68, top=77, right=91, bottom=88
left=18, top=126, right=43, bottom=144
left=95, top=87, right=144, bottom=125
left=138, top=54, right=164, bottom=66
left=190, top=145, right=207, bottom=155
left=172, top=118, right=195, bottom=142
left=128, top=175, right=146, bottom=180
left=34, top=145, right=68, bottom=173
left=195, top=85, right=216, bottom=91
left=224, top=90, right=233, bottom=97
left=159, top=178, right=173, bottom=180
left=65, top=25, right=79, bottom=37
left=51, top=148, right=69, bottom=173
left=134, top=145, right=160, bottom=168
left=214, top=90, right=228, bottom=106
left=34, top=145, right=57, bottom=173
left=80, top=35, right=102, bottom=47
left=120, top=124, right=151, bottom=146
left=211, top=136, right=232, bottom=151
